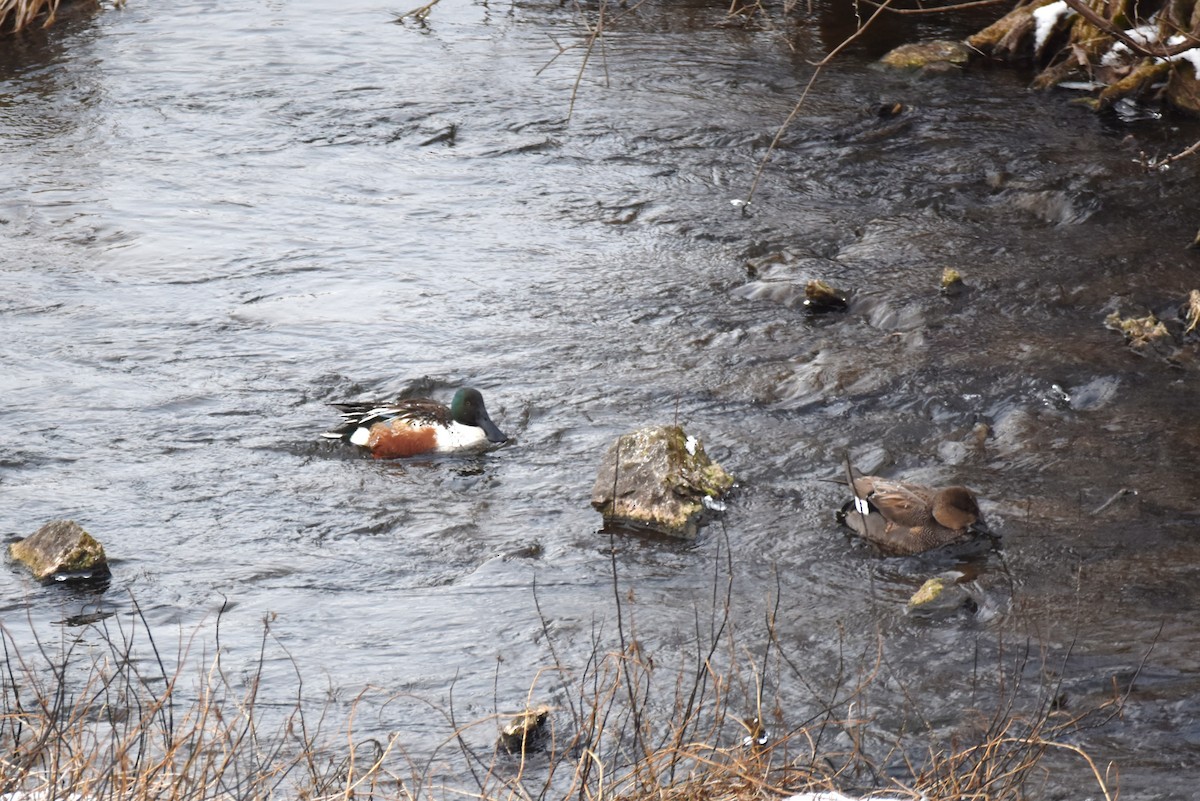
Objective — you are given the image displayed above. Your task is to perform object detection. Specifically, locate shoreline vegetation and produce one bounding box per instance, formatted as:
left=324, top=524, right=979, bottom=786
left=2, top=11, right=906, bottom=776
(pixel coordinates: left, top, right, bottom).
left=2, top=559, right=1126, bottom=801
left=1, top=0, right=61, bottom=34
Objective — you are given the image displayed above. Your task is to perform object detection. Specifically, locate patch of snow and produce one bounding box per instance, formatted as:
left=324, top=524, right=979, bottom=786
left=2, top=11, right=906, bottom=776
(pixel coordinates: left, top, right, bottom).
left=1102, top=25, right=1159, bottom=66
left=1032, top=2, right=1075, bottom=53
left=1163, top=36, right=1200, bottom=71
left=684, top=435, right=698, bottom=455
left=1177, top=49, right=1200, bottom=71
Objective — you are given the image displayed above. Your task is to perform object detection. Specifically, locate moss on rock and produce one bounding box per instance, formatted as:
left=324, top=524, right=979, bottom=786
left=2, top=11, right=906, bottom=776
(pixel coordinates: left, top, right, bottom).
left=591, top=425, right=734, bottom=539
left=879, top=40, right=972, bottom=69
left=10, top=519, right=109, bottom=582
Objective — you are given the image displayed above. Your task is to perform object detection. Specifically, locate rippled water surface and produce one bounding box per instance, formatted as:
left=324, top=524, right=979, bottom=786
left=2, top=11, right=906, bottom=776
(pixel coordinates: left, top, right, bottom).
left=3, top=1, right=1200, bottom=797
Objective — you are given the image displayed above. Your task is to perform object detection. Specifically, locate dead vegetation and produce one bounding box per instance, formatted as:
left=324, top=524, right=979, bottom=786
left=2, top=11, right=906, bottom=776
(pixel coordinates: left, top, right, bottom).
left=1, top=544, right=1128, bottom=801
left=1, top=0, right=123, bottom=36
left=0, top=0, right=60, bottom=33
left=968, top=0, right=1200, bottom=115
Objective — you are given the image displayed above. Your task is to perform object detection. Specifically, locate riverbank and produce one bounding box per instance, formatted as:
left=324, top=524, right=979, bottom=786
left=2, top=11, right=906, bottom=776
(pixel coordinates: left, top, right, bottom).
left=0, top=583, right=1120, bottom=801
left=2, top=0, right=1197, bottom=798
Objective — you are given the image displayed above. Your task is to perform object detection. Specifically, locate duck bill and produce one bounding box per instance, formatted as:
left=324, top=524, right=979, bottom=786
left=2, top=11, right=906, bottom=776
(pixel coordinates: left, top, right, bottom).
left=478, top=415, right=508, bottom=444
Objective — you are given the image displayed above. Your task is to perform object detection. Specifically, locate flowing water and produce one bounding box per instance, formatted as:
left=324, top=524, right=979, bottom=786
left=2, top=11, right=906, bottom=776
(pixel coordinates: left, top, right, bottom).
left=3, top=1, right=1200, bottom=797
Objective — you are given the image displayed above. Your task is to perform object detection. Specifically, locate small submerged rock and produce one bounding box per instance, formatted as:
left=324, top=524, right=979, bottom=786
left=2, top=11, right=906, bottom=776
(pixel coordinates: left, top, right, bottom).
left=734, top=253, right=850, bottom=314
left=803, top=279, right=848, bottom=312
left=498, top=705, right=551, bottom=753
left=906, top=570, right=1006, bottom=620
left=591, top=425, right=734, bottom=539
left=940, top=267, right=966, bottom=297
left=908, top=577, right=948, bottom=607
left=9, top=520, right=110, bottom=582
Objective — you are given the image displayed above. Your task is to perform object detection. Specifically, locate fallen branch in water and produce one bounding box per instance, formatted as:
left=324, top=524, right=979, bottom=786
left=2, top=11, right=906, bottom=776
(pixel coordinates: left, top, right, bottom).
left=393, top=0, right=442, bottom=25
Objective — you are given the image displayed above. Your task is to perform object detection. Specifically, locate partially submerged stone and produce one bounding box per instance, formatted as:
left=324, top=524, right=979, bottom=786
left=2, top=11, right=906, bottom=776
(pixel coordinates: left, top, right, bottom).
left=940, top=267, right=965, bottom=296
left=591, top=425, right=734, bottom=539
left=498, top=705, right=551, bottom=753
left=9, top=520, right=109, bottom=582
left=803, top=279, right=848, bottom=312
left=905, top=571, right=993, bottom=619
left=908, top=577, right=947, bottom=607
left=879, top=40, right=972, bottom=70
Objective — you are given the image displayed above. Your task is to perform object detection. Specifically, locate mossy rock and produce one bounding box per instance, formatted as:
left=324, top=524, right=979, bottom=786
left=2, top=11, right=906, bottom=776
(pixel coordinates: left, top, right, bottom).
left=908, top=577, right=947, bottom=607
left=880, top=40, right=972, bottom=70
left=591, top=425, right=734, bottom=539
left=10, top=520, right=109, bottom=582
left=498, top=705, right=551, bottom=753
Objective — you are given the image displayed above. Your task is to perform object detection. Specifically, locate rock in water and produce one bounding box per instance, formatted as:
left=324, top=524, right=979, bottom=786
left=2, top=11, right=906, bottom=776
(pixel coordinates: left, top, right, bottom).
left=9, top=520, right=109, bottom=581
left=498, top=705, right=551, bottom=753
left=591, top=425, right=734, bottom=539
left=879, top=40, right=971, bottom=70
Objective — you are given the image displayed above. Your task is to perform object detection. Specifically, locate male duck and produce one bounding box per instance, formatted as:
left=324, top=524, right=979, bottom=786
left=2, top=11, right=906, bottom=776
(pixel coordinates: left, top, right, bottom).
left=322, top=387, right=507, bottom=459
left=836, top=460, right=988, bottom=555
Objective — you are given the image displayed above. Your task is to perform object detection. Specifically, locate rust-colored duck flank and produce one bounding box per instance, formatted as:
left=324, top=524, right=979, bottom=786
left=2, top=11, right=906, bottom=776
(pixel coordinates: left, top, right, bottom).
left=837, top=459, right=988, bottom=555
left=322, top=387, right=507, bottom=459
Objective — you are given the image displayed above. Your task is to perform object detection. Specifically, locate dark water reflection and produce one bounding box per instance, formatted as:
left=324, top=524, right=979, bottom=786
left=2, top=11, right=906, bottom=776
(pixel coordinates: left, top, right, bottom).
left=2, top=0, right=1200, bottom=797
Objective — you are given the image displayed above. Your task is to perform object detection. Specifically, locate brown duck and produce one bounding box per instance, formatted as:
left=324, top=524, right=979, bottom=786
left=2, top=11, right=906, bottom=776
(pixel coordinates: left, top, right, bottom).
left=837, top=461, right=988, bottom=555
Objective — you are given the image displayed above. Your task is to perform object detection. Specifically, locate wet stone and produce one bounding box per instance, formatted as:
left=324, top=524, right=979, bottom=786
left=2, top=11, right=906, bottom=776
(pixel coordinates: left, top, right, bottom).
left=940, top=267, right=966, bottom=296
left=879, top=40, right=972, bottom=70
left=498, top=705, right=551, bottom=753
left=803, top=279, right=849, bottom=312
left=9, top=520, right=110, bottom=582
left=591, top=425, right=734, bottom=540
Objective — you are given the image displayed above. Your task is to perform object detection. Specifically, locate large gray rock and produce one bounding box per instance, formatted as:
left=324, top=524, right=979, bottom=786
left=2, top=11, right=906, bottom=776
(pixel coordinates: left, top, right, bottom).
left=9, top=520, right=109, bottom=581
left=591, top=425, right=734, bottom=539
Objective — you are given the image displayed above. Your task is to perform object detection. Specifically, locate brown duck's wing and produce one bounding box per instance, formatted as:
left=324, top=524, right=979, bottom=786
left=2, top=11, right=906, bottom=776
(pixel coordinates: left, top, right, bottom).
left=853, top=478, right=934, bottom=528
left=839, top=502, right=929, bottom=555
left=865, top=521, right=932, bottom=555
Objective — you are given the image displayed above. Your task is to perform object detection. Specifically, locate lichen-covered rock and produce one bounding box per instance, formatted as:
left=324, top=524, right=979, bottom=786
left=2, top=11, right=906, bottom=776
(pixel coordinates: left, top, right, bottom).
left=591, top=426, right=734, bottom=539
left=498, top=705, right=551, bottom=753
left=9, top=520, right=109, bottom=581
left=879, top=40, right=972, bottom=69
left=908, top=577, right=948, bottom=607
left=803, top=279, right=849, bottom=312
left=940, top=267, right=966, bottom=296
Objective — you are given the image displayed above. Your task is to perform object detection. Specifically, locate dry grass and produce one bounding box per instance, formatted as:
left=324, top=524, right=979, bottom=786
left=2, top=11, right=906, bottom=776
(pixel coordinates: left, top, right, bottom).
left=1, top=559, right=1124, bottom=801
left=0, top=0, right=60, bottom=33
left=1, top=0, right=123, bottom=35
